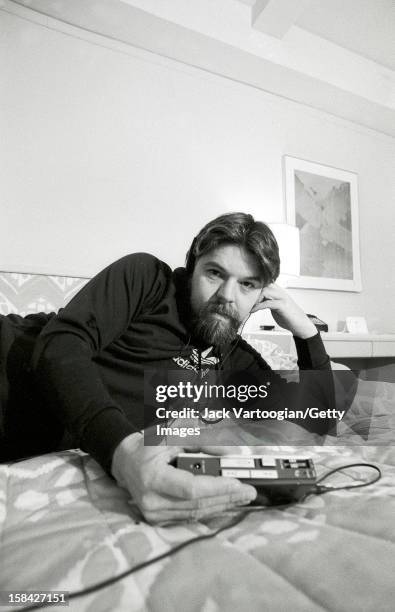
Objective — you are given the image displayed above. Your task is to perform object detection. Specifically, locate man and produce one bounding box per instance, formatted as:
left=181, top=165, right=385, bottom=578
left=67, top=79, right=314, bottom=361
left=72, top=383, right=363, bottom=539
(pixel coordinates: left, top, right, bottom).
left=0, top=212, right=332, bottom=523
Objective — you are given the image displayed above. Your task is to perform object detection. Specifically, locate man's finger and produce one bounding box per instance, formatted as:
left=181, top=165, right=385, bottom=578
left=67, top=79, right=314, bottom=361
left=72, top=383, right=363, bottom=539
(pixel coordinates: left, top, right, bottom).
left=153, top=463, right=256, bottom=500
left=141, top=488, right=257, bottom=512
left=260, top=283, right=284, bottom=298
left=251, top=299, right=277, bottom=313
left=145, top=497, right=256, bottom=525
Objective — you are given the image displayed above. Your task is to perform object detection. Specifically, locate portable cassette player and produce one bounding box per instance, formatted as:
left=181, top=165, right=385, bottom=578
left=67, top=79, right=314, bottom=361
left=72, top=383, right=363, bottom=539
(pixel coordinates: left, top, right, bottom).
left=174, top=454, right=317, bottom=504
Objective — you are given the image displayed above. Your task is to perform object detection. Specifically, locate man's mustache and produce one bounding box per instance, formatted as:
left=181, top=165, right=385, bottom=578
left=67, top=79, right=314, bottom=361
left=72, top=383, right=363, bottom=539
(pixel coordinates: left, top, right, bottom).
left=205, top=301, right=240, bottom=322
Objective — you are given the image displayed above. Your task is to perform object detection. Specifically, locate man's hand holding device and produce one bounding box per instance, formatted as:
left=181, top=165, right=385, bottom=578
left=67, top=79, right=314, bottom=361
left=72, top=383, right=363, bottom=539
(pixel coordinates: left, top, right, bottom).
left=111, top=433, right=257, bottom=524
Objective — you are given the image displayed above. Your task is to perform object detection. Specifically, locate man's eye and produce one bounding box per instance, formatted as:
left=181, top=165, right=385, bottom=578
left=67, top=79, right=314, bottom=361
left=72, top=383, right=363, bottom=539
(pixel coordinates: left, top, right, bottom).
left=207, top=269, right=221, bottom=278
left=241, top=281, right=254, bottom=289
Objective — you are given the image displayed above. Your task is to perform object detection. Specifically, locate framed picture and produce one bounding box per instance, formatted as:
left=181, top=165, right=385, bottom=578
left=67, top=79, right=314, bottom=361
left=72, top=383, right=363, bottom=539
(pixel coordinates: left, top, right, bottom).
left=284, top=156, right=361, bottom=292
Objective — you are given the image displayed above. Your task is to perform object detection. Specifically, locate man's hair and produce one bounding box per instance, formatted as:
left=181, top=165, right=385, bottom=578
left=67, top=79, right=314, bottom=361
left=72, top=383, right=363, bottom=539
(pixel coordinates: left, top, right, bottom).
left=185, top=212, right=280, bottom=285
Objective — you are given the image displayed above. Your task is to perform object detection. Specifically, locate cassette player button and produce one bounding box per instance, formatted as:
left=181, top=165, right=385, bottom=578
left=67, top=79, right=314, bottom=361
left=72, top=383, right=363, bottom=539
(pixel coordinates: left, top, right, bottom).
left=250, top=469, right=278, bottom=479
left=259, top=457, right=277, bottom=467
left=294, top=469, right=308, bottom=478
left=220, top=458, right=255, bottom=469
left=221, top=469, right=250, bottom=478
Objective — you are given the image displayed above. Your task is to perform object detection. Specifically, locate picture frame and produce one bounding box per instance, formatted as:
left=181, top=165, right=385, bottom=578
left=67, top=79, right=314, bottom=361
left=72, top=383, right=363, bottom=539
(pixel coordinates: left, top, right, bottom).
left=284, top=155, right=362, bottom=292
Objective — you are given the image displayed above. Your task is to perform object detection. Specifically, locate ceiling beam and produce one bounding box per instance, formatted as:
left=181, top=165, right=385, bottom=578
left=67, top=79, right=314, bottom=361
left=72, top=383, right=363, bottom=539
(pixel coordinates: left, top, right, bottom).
left=252, top=0, right=312, bottom=39
left=5, top=0, right=394, bottom=136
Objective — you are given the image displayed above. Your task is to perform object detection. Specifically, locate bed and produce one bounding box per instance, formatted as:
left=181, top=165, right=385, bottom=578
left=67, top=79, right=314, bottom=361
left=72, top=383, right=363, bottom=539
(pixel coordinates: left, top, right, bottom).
left=1, top=272, right=395, bottom=611
left=1, top=440, right=395, bottom=611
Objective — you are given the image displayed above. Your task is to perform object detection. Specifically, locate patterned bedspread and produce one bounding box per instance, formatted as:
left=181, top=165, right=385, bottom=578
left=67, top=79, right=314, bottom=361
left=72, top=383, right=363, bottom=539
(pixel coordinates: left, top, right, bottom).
left=1, top=377, right=395, bottom=612
left=0, top=439, right=394, bottom=612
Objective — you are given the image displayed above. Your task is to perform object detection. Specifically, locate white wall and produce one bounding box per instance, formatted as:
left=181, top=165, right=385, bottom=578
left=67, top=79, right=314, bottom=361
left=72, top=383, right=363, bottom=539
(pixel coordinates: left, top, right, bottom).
left=1, top=9, right=394, bottom=333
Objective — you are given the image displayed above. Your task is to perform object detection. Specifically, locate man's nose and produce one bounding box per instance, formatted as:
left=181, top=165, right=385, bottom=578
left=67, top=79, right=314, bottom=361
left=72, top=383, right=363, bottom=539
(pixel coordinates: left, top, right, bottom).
left=215, top=280, right=235, bottom=302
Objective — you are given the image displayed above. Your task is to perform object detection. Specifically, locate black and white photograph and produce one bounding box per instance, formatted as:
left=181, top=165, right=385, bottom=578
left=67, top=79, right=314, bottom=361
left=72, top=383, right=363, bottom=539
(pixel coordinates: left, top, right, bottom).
left=1, top=1, right=395, bottom=611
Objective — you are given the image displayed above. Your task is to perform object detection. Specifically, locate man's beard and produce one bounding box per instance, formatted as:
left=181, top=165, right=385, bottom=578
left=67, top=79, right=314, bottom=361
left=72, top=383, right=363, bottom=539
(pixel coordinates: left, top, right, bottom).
left=190, top=301, right=242, bottom=347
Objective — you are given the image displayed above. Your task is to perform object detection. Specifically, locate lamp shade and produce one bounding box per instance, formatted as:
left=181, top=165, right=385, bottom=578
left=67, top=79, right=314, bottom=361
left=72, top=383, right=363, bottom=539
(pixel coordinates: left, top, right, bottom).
left=268, top=223, right=300, bottom=279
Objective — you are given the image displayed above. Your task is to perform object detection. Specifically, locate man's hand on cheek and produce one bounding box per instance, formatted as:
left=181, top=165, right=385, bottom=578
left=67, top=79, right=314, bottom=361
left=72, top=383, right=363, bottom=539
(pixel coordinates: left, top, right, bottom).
left=252, top=283, right=317, bottom=339
left=111, top=434, right=257, bottom=524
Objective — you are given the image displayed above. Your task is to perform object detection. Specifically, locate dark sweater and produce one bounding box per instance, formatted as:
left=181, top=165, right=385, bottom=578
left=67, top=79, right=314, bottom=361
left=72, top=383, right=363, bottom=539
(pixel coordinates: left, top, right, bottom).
left=31, top=253, right=331, bottom=472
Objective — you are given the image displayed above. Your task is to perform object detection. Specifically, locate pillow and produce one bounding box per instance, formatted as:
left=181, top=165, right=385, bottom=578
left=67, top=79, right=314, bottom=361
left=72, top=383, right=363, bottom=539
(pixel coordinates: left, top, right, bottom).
left=245, top=337, right=298, bottom=370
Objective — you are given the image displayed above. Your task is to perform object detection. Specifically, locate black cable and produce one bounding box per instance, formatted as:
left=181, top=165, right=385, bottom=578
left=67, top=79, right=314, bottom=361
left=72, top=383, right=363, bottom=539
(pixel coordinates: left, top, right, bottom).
left=17, top=499, right=305, bottom=611
left=14, top=462, right=381, bottom=611
left=314, top=462, right=382, bottom=493
left=15, top=508, right=253, bottom=611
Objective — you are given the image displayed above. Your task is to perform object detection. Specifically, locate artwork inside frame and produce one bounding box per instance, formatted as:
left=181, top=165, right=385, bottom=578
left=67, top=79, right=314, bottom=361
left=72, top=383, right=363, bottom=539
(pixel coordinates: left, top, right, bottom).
left=284, top=155, right=362, bottom=292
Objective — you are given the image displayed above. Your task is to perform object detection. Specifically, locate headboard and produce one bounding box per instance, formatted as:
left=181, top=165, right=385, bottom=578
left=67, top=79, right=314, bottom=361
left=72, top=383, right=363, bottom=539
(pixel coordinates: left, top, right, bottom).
left=0, top=271, right=300, bottom=371
left=0, top=271, right=88, bottom=316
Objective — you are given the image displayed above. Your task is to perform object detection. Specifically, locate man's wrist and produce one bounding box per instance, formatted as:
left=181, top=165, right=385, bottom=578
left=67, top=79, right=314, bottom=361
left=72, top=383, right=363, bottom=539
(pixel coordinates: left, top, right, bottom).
left=291, top=320, right=318, bottom=339
left=80, top=407, right=138, bottom=475
left=111, top=431, right=143, bottom=482
left=294, top=331, right=330, bottom=369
